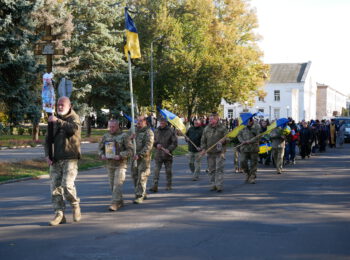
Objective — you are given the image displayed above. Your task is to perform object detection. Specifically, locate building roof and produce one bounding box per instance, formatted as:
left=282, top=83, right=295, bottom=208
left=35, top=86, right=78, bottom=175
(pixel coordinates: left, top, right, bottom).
left=268, top=61, right=311, bottom=83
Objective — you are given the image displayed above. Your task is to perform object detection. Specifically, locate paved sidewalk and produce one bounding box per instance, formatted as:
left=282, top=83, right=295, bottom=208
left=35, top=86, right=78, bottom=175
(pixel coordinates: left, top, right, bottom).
left=0, top=145, right=350, bottom=260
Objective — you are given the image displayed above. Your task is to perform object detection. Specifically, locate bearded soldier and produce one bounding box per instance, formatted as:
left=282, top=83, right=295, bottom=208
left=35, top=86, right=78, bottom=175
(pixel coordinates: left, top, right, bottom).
left=45, top=96, right=82, bottom=226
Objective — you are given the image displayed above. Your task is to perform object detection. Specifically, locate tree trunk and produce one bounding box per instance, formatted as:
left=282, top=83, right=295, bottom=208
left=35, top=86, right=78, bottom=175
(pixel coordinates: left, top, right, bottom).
left=32, top=123, right=39, bottom=141
left=85, top=115, right=91, bottom=137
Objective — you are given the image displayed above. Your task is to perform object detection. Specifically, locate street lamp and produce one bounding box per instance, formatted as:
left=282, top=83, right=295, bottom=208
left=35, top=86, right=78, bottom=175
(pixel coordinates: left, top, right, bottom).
left=286, top=105, right=290, bottom=118
left=150, top=36, right=163, bottom=112
left=244, top=101, right=248, bottom=112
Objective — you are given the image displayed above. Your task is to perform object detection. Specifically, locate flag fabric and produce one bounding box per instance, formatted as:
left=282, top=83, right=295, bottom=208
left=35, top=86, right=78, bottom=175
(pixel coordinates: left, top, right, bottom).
left=122, top=112, right=137, bottom=123
left=259, top=143, right=272, bottom=154
left=159, top=108, right=186, bottom=135
left=226, top=113, right=255, bottom=138
left=261, top=118, right=289, bottom=136
left=124, top=8, right=141, bottom=59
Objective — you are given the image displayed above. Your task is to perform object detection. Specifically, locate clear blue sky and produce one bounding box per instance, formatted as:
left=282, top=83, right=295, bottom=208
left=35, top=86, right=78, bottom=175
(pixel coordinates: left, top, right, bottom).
left=250, top=0, right=350, bottom=95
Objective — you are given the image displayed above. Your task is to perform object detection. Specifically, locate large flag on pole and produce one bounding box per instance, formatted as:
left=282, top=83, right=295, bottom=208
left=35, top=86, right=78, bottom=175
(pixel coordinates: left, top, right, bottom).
left=261, top=118, right=289, bottom=135
left=159, top=108, right=187, bottom=135
left=227, top=113, right=255, bottom=138
left=124, top=8, right=141, bottom=59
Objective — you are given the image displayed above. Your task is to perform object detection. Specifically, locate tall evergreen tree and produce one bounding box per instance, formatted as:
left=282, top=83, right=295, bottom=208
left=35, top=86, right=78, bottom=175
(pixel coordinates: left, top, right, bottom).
left=66, top=0, right=130, bottom=135
left=0, top=0, right=43, bottom=128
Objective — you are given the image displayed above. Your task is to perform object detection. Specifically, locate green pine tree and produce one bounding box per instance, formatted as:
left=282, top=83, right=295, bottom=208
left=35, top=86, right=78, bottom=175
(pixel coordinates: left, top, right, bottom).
left=0, top=0, right=43, bottom=129
left=66, top=0, right=130, bottom=135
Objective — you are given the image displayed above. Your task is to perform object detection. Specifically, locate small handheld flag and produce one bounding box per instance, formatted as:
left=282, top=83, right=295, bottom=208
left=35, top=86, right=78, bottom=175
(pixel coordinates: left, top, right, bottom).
left=124, top=7, right=141, bottom=59
left=259, top=143, right=272, bottom=154
left=261, top=118, right=289, bottom=136
left=227, top=113, right=255, bottom=138
left=159, top=108, right=186, bottom=135
left=121, top=112, right=137, bottom=123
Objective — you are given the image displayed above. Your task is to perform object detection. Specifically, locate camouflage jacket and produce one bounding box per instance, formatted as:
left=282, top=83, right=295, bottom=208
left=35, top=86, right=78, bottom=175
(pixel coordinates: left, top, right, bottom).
left=98, top=130, right=132, bottom=166
left=201, top=123, right=228, bottom=154
left=154, top=126, right=178, bottom=160
left=134, top=126, right=154, bottom=160
left=45, top=109, right=81, bottom=161
left=237, top=124, right=260, bottom=153
left=269, top=127, right=286, bottom=149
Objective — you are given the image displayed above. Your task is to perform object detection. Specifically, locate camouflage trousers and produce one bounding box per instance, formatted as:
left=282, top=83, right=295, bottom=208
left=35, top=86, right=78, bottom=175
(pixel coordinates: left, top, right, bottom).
left=234, top=149, right=241, bottom=169
left=272, top=147, right=285, bottom=173
left=189, top=151, right=201, bottom=178
left=153, top=159, right=173, bottom=187
left=240, top=152, right=258, bottom=181
left=131, top=157, right=151, bottom=198
left=106, top=163, right=127, bottom=203
left=207, top=152, right=225, bottom=189
left=49, top=159, right=80, bottom=212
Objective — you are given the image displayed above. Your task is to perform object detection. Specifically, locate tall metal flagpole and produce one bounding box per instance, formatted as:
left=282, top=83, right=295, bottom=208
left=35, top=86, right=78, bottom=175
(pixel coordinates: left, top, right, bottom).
left=128, top=52, right=137, bottom=167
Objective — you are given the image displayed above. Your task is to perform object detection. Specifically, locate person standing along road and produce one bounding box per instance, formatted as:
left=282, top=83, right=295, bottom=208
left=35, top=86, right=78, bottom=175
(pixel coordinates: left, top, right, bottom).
left=150, top=118, right=178, bottom=192
left=285, top=119, right=298, bottom=164
left=237, top=118, right=260, bottom=184
left=44, top=96, right=82, bottom=226
left=299, top=121, right=313, bottom=159
left=130, top=116, right=154, bottom=204
left=270, top=126, right=286, bottom=174
left=200, top=112, right=228, bottom=192
left=186, top=119, right=203, bottom=181
left=98, top=120, right=132, bottom=211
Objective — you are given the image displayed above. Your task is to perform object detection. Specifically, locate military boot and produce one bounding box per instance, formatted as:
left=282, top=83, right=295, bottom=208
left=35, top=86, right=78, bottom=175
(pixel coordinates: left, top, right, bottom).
left=149, top=185, right=158, bottom=193
left=49, top=211, right=66, bottom=226
left=133, top=196, right=144, bottom=204
left=72, top=204, right=82, bottom=222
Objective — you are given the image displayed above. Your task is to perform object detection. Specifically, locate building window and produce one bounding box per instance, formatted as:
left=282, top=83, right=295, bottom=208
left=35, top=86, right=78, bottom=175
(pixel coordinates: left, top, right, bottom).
left=274, top=108, right=280, bottom=119
left=274, top=90, right=280, bottom=101
left=258, top=96, right=265, bottom=102
left=228, top=109, right=233, bottom=119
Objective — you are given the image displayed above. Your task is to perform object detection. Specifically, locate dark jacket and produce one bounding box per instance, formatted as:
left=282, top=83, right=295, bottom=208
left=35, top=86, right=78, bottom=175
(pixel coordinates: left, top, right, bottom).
left=299, top=127, right=312, bottom=145
left=45, top=109, right=81, bottom=161
left=154, top=126, right=178, bottom=160
left=186, top=126, right=203, bottom=153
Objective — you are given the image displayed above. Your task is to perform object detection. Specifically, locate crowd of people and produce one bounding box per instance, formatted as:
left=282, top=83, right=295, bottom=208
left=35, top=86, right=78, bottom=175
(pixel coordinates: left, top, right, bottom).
left=44, top=99, right=347, bottom=226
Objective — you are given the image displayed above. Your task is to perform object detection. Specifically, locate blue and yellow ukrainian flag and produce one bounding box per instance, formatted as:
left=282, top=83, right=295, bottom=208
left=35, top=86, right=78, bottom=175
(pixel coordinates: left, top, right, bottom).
left=122, top=112, right=137, bottom=123
left=259, top=143, right=272, bottom=154
left=227, top=113, right=255, bottom=138
left=124, top=7, right=141, bottom=59
left=159, top=108, right=186, bottom=135
left=261, top=118, right=289, bottom=135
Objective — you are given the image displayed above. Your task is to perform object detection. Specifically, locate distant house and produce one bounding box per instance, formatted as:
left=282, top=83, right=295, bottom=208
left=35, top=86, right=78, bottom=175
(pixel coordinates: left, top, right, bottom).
left=222, top=61, right=317, bottom=122
left=316, top=83, right=348, bottom=119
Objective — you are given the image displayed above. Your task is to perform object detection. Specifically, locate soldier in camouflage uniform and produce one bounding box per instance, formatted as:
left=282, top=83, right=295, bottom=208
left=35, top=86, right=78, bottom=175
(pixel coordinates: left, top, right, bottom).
left=200, top=113, right=228, bottom=192
left=99, top=119, right=132, bottom=211
left=131, top=116, right=154, bottom=204
left=186, top=119, right=203, bottom=181
left=270, top=126, right=286, bottom=174
left=237, top=118, right=260, bottom=184
left=150, top=118, right=178, bottom=192
left=44, top=97, right=82, bottom=226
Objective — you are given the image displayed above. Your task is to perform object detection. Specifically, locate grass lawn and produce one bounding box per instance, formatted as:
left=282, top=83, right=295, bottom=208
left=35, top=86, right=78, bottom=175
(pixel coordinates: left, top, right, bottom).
left=0, top=145, right=189, bottom=183
left=0, top=128, right=107, bottom=147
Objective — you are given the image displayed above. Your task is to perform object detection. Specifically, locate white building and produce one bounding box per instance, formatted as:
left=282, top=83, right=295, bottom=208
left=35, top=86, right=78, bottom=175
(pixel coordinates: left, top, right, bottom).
left=316, top=83, right=348, bottom=119
left=222, top=61, right=317, bottom=122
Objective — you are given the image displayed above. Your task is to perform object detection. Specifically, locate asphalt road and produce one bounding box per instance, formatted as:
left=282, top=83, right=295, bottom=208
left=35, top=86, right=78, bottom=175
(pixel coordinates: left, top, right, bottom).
left=0, top=137, right=186, bottom=162
left=0, top=144, right=350, bottom=260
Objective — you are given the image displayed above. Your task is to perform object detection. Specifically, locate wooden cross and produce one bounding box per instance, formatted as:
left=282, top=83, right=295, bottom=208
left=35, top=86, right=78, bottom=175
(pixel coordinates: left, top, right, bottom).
left=34, top=25, right=65, bottom=72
